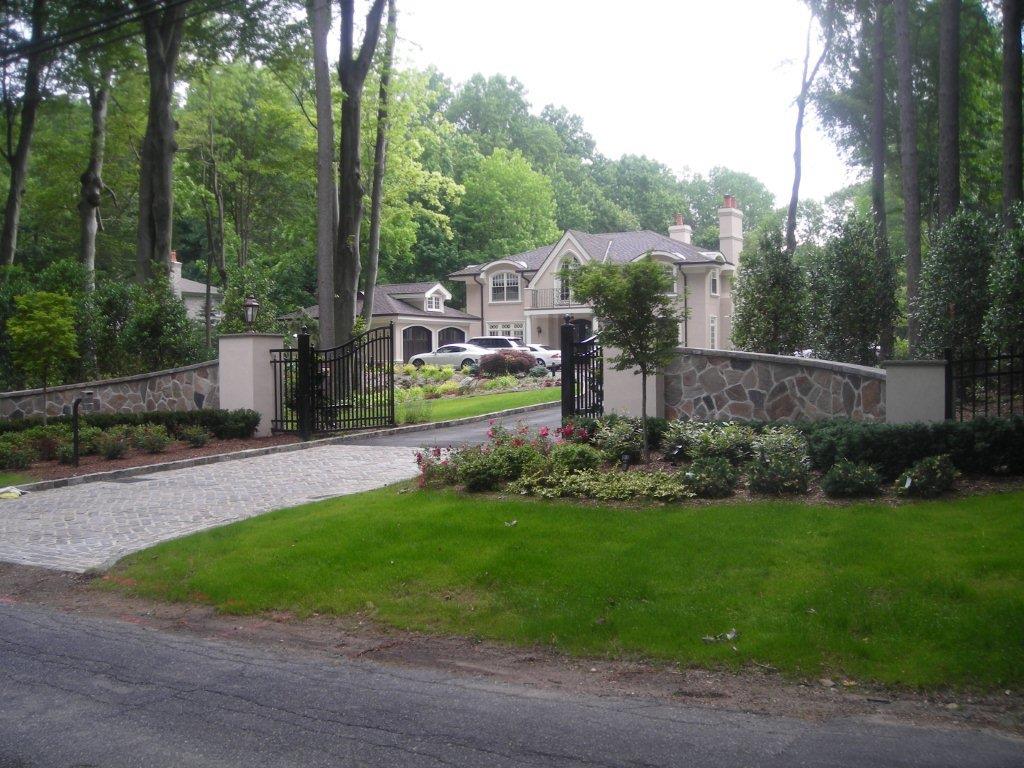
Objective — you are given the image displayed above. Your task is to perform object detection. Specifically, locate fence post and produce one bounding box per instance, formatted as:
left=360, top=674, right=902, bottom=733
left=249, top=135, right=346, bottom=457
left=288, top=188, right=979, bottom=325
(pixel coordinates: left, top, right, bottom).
left=297, top=326, right=312, bottom=440
left=560, top=314, right=576, bottom=420
left=388, top=321, right=396, bottom=425
left=943, top=347, right=954, bottom=420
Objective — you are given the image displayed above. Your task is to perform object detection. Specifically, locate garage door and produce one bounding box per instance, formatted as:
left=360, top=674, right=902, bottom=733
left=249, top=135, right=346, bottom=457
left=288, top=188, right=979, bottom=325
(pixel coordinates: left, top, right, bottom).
left=402, top=325, right=432, bottom=361
left=438, top=327, right=465, bottom=346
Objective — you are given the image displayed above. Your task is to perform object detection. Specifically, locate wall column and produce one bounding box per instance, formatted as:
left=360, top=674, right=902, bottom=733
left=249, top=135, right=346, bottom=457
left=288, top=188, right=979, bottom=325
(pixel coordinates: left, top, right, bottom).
left=218, top=333, right=284, bottom=437
left=883, top=360, right=947, bottom=424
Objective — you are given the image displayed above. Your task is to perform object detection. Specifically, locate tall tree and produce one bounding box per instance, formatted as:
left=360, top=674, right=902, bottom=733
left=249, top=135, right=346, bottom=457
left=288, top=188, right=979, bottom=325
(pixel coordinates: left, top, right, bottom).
left=869, top=0, right=894, bottom=356
left=1003, top=0, right=1023, bottom=221
left=307, top=0, right=336, bottom=345
left=134, top=0, right=186, bottom=282
left=333, top=0, right=387, bottom=344
left=893, top=0, right=923, bottom=352
left=361, top=0, right=397, bottom=325
left=78, top=73, right=112, bottom=291
left=937, top=0, right=961, bottom=222
left=1, top=0, right=49, bottom=266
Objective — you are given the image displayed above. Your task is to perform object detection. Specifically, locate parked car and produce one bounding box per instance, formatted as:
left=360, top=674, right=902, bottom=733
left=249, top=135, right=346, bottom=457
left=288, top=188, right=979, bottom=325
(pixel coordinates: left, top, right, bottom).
left=525, top=343, right=561, bottom=369
left=408, top=343, right=489, bottom=369
left=467, top=336, right=527, bottom=350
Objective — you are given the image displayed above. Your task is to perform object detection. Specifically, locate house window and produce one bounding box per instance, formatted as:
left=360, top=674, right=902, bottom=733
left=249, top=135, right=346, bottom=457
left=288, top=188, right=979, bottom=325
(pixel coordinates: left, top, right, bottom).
left=490, top=271, right=521, bottom=302
left=661, top=263, right=677, bottom=294
left=426, top=295, right=443, bottom=312
left=556, top=255, right=578, bottom=303
left=486, top=321, right=525, bottom=341
left=710, top=269, right=720, bottom=297
left=709, top=316, right=718, bottom=349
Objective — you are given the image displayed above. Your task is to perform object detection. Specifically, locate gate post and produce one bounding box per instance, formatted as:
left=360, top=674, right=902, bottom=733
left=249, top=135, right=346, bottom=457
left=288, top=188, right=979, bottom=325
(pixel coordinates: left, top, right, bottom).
left=560, top=314, right=576, bottom=420
left=297, top=326, right=313, bottom=440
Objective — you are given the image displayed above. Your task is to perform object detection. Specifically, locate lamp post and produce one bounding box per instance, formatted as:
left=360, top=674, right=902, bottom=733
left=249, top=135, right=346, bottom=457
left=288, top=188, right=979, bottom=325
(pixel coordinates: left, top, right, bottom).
left=242, top=295, right=260, bottom=332
left=72, top=390, right=96, bottom=467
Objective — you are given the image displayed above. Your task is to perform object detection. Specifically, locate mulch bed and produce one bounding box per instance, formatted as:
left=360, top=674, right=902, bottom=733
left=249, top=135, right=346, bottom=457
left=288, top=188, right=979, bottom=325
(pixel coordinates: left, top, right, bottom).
left=15, top=434, right=302, bottom=482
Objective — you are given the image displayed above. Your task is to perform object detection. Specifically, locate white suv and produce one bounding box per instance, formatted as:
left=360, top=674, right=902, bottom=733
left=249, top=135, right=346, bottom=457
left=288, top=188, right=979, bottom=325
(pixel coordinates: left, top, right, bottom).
left=467, top=336, right=527, bottom=350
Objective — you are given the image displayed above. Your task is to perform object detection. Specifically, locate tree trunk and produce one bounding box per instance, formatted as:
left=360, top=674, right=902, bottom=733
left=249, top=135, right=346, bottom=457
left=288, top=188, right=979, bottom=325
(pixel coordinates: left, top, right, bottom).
left=870, top=0, right=894, bottom=358
left=361, top=0, right=397, bottom=325
left=640, top=370, right=649, bottom=462
left=894, top=0, right=923, bottom=353
left=134, top=0, right=186, bottom=283
left=334, top=0, right=387, bottom=344
left=1, top=0, right=48, bottom=267
left=79, top=80, right=110, bottom=291
left=308, top=0, right=338, bottom=346
left=938, top=0, right=961, bottom=223
left=1003, top=0, right=1023, bottom=222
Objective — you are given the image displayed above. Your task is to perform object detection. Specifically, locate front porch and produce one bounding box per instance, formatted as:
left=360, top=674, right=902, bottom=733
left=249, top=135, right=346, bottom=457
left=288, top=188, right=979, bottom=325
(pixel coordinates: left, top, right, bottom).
left=523, top=309, right=596, bottom=346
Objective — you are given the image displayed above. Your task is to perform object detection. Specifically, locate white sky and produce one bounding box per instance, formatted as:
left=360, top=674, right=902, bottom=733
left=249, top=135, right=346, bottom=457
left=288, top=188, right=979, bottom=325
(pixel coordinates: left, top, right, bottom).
left=394, top=0, right=857, bottom=205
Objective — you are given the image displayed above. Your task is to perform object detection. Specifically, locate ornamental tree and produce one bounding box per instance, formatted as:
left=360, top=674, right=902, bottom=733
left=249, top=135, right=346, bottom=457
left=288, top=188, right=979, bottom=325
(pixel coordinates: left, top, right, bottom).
left=984, top=204, right=1024, bottom=347
left=569, top=257, right=685, bottom=460
left=8, top=291, right=78, bottom=424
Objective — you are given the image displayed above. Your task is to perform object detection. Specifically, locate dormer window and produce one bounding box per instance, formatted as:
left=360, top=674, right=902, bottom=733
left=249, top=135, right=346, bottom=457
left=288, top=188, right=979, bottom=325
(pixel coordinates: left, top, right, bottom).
left=710, top=269, right=720, bottom=297
left=490, top=271, right=521, bottom=302
left=426, top=294, right=443, bottom=312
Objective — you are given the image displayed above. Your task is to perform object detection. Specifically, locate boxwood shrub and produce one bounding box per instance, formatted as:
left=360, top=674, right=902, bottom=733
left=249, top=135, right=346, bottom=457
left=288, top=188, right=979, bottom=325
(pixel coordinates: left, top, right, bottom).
left=820, top=459, right=881, bottom=498
left=0, top=409, right=261, bottom=441
left=895, top=454, right=959, bottom=498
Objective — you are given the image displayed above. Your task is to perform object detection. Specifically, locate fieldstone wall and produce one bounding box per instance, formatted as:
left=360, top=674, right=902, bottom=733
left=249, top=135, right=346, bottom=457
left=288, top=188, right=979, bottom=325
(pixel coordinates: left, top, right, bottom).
left=663, top=348, right=885, bottom=422
left=0, top=361, right=219, bottom=420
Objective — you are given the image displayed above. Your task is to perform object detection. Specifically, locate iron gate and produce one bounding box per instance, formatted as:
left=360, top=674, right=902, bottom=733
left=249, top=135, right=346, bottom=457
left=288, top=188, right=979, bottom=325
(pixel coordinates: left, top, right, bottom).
left=271, top=324, right=395, bottom=438
left=560, top=315, right=603, bottom=418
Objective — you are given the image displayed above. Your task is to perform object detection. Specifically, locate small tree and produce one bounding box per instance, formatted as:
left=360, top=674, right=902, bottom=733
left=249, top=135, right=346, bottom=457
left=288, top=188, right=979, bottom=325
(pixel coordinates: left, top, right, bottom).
left=984, top=203, right=1024, bottom=347
left=732, top=223, right=808, bottom=355
left=569, top=257, right=685, bottom=460
left=8, top=291, right=79, bottom=424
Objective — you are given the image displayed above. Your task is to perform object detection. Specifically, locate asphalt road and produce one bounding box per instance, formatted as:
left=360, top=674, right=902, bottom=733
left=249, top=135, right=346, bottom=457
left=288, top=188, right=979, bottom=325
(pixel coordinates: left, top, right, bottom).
left=1, top=604, right=1021, bottom=768
left=349, top=404, right=562, bottom=448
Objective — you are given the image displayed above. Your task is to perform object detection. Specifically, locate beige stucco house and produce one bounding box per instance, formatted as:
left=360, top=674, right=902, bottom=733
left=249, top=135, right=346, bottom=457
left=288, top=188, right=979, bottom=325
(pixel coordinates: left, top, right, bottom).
left=285, top=282, right=480, bottom=361
left=170, top=251, right=224, bottom=322
left=448, top=195, right=744, bottom=349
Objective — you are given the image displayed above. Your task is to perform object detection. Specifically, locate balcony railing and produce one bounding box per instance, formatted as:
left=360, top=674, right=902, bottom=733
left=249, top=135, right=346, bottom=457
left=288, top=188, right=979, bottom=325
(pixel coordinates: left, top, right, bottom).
left=528, top=288, right=588, bottom=310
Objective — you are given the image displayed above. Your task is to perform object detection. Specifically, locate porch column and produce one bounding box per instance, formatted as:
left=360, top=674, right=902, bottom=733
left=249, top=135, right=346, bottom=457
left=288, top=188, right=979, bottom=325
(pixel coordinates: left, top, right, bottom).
left=218, top=333, right=284, bottom=437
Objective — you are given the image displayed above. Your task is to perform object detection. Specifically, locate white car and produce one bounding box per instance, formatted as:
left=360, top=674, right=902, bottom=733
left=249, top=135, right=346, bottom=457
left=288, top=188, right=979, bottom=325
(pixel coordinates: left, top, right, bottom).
left=525, top=343, right=561, bottom=369
left=408, top=343, right=489, bottom=369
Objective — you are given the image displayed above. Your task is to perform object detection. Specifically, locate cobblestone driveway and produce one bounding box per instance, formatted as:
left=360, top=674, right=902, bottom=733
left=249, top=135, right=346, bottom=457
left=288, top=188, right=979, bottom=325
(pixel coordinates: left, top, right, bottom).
left=0, top=445, right=419, bottom=573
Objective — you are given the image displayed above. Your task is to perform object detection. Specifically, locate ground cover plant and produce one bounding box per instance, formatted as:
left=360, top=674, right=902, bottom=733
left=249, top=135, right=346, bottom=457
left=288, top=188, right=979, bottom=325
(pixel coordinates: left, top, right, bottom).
left=397, top=388, right=559, bottom=425
left=108, top=484, right=1024, bottom=690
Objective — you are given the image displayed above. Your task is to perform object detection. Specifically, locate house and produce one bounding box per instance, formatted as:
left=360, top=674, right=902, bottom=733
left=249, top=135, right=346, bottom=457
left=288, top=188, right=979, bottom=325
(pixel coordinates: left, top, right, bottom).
left=283, top=282, right=480, bottom=361
left=169, top=251, right=224, bottom=322
left=448, top=195, right=745, bottom=350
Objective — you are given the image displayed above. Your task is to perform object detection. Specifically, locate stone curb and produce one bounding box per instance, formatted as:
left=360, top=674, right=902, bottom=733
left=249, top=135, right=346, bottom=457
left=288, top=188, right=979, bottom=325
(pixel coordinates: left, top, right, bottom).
left=13, top=400, right=560, bottom=493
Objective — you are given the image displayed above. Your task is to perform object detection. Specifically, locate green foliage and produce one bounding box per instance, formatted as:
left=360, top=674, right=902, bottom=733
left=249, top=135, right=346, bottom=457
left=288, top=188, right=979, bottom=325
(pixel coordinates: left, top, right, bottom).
left=0, top=409, right=259, bottom=441
left=895, top=455, right=959, bottom=498
left=96, top=429, right=131, bottom=460
left=398, top=398, right=433, bottom=424
left=116, top=279, right=204, bottom=373
left=135, top=424, right=172, bottom=454
left=482, top=374, right=518, bottom=391
left=744, top=427, right=811, bottom=495
left=663, top=420, right=755, bottom=465
left=548, top=442, right=603, bottom=475
left=478, top=350, right=534, bottom=377
left=983, top=204, right=1024, bottom=348
left=681, top=456, right=738, bottom=499
left=528, top=365, right=549, bottom=378
left=8, top=292, right=79, bottom=394
left=178, top=425, right=211, bottom=448
left=217, top=262, right=282, bottom=335
left=732, top=223, right=808, bottom=355
left=820, top=460, right=882, bottom=499
left=807, top=211, right=897, bottom=365
left=509, top=468, right=694, bottom=502
left=594, top=418, right=647, bottom=462
left=917, top=209, right=997, bottom=356
left=456, top=444, right=545, bottom=492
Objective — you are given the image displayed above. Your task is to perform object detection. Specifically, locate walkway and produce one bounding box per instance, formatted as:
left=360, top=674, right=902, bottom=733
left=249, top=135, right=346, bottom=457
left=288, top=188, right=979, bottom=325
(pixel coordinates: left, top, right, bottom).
left=0, top=444, right=419, bottom=573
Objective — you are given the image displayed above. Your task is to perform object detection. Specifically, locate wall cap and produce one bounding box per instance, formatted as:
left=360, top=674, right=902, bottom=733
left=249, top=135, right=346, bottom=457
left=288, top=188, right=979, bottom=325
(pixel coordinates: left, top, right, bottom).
left=218, top=333, right=286, bottom=340
left=0, top=360, right=218, bottom=400
left=676, top=347, right=886, bottom=380
left=882, top=359, right=947, bottom=368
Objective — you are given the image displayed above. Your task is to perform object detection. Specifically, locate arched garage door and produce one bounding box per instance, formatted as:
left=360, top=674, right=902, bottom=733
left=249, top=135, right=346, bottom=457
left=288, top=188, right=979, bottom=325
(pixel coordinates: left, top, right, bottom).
left=438, top=327, right=465, bottom=346
left=402, top=325, right=432, bottom=361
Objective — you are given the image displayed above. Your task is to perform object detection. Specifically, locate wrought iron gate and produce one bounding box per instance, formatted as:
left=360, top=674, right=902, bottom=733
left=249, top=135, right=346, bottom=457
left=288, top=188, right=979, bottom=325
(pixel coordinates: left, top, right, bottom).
left=560, top=314, right=603, bottom=418
left=271, top=324, right=395, bottom=438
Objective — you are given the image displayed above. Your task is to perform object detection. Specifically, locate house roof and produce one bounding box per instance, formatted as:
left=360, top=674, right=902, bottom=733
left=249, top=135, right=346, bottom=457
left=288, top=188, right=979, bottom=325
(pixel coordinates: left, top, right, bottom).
left=448, top=229, right=727, bottom=278
left=177, top=276, right=223, bottom=296
left=279, top=282, right=479, bottom=321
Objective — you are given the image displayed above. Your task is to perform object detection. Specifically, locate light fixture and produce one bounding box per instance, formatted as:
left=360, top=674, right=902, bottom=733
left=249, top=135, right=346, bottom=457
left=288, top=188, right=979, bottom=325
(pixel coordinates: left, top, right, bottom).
left=242, top=295, right=260, bottom=332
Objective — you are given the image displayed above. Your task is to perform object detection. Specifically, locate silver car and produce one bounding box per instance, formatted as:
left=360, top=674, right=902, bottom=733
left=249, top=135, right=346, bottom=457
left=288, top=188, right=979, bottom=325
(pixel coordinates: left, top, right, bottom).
left=525, top=344, right=562, bottom=369
left=408, top=343, right=489, bottom=369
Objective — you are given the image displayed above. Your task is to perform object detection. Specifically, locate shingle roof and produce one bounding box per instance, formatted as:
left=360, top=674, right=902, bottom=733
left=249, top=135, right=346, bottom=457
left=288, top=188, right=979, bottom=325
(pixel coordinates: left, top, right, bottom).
left=279, top=283, right=478, bottom=321
left=177, top=277, right=223, bottom=296
left=448, top=243, right=555, bottom=277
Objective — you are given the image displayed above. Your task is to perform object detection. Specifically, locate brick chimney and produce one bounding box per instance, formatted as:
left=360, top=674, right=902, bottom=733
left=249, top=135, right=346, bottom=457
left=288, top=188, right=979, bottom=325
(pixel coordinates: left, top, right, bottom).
left=717, top=195, right=743, bottom=265
left=168, top=250, right=183, bottom=297
left=668, top=212, right=692, bottom=245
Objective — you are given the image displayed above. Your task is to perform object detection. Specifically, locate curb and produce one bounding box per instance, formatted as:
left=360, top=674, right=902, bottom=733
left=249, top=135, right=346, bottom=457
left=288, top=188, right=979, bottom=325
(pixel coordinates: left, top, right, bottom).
left=14, top=400, right=560, bottom=493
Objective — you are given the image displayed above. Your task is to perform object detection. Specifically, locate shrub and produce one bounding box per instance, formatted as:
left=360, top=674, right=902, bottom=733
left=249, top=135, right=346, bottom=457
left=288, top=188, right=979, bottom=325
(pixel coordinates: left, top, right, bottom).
left=0, top=442, right=35, bottom=470
left=528, top=365, right=549, bottom=378
left=681, top=456, right=738, bottom=498
left=820, top=460, right=881, bottom=498
left=437, top=380, right=461, bottom=396
left=509, top=469, right=694, bottom=502
left=22, top=424, right=70, bottom=461
left=548, top=442, right=603, bottom=474
left=421, top=383, right=441, bottom=400
left=483, top=374, right=517, bottom=391
left=895, top=455, right=958, bottom=498
left=77, top=425, right=103, bottom=455
left=0, top=408, right=260, bottom=439
left=95, top=428, right=131, bottom=460
left=415, top=447, right=460, bottom=488
left=399, top=398, right=433, bottom=424
left=179, top=425, right=211, bottom=448
left=135, top=424, right=172, bottom=454
left=454, top=443, right=547, bottom=491
left=594, top=418, right=646, bottom=462
left=664, top=420, right=755, bottom=464
left=395, top=386, right=424, bottom=404
left=745, top=426, right=811, bottom=495
left=57, top=443, right=76, bottom=465
left=478, top=350, right=535, bottom=377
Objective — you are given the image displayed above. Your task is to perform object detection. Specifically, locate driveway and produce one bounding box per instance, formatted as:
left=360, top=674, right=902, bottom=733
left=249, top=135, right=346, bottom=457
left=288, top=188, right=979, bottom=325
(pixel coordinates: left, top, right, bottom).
left=349, top=404, right=562, bottom=448
left=1, top=603, right=1020, bottom=768
left=0, top=444, right=419, bottom=573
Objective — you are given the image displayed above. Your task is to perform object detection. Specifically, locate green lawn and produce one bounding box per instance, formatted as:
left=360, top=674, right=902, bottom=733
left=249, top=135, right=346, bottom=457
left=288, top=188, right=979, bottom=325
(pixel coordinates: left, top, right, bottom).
left=107, top=486, right=1024, bottom=690
left=399, top=388, right=559, bottom=423
left=0, top=472, right=29, bottom=486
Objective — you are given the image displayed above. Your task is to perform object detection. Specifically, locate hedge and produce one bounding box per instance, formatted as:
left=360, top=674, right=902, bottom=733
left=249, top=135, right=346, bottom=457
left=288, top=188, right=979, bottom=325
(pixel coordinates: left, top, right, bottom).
left=0, top=409, right=261, bottom=440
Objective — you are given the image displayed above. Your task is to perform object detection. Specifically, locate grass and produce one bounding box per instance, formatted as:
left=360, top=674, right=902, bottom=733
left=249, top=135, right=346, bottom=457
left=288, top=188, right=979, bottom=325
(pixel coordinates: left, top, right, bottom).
left=0, top=471, right=29, bottom=486
left=107, top=486, right=1024, bottom=690
left=398, top=387, right=558, bottom=424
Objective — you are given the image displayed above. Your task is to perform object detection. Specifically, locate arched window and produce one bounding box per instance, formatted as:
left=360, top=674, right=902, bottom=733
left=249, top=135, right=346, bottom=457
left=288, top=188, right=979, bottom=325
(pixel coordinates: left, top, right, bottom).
left=556, top=255, right=579, bottom=304
left=438, top=327, right=465, bottom=346
left=490, top=271, right=521, bottom=302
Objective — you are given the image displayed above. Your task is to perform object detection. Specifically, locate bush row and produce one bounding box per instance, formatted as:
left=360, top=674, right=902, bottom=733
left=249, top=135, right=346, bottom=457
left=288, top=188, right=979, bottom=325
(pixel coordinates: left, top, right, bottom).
left=0, top=408, right=260, bottom=441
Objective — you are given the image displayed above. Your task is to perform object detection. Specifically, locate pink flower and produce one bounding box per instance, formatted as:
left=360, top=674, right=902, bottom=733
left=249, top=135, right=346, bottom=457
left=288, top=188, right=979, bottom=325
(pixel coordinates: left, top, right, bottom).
left=539, top=426, right=550, bottom=437
left=431, top=446, right=441, bottom=458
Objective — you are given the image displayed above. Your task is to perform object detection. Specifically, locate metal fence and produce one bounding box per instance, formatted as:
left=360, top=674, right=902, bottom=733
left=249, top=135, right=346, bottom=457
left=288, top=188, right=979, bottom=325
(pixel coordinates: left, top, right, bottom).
left=560, top=315, right=603, bottom=419
left=944, top=347, right=1024, bottom=421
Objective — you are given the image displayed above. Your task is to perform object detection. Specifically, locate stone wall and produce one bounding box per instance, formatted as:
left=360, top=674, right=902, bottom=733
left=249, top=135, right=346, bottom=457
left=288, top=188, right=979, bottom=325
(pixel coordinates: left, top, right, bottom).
left=0, top=361, right=219, bottom=420
left=662, top=348, right=885, bottom=422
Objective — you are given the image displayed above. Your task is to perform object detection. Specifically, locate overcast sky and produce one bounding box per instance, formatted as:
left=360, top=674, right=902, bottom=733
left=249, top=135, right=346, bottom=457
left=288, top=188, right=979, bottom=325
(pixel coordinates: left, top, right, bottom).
left=393, top=0, right=855, bottom=206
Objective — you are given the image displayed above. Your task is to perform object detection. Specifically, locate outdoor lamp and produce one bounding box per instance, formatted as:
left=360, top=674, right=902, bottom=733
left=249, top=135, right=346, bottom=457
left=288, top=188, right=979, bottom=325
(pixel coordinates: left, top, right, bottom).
left=243, top=295, right=260, bottom=331
left=71, top=390, right=97, bottom=467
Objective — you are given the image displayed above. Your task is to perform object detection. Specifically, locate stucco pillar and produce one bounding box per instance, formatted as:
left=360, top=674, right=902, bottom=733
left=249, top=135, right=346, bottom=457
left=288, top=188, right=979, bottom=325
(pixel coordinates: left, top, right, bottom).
left=218, top=334, right=284, bottom=437
left=882, top=360, right=947, bottom=424
left=601, top=348, right=663, bottom=419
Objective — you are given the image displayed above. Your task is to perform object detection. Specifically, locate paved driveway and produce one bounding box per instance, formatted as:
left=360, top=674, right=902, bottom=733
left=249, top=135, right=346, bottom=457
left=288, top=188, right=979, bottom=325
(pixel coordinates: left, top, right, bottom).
left=349, top=405, right=562, bottom=449
left=0, top=444, right=419, bottom=573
